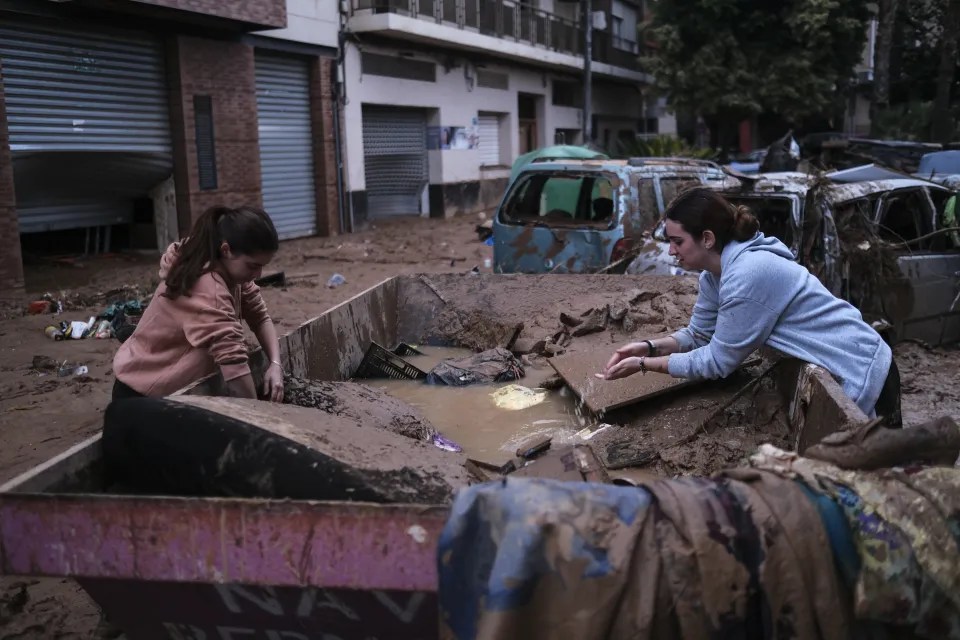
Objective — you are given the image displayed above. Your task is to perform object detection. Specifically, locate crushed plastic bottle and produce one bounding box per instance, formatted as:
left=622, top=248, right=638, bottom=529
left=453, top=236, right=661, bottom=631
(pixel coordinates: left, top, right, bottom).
left=326, top=273, right=346, bottom=289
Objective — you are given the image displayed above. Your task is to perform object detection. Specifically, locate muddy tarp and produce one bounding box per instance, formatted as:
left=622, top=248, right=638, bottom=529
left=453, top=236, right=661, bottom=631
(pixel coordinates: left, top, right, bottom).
left=427, top=347, right=524, bottom=386
left=438, top=457, right=960, bottom=639
left=437, top=474, right=849, bottom=640
left=751, top=444, right=960, bottom=637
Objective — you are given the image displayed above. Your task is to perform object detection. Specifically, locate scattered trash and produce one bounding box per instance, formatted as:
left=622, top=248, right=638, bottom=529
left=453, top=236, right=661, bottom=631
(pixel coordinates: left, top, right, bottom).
left=326, top=273, right=346, bottom=289
left=432, top=433, right=463, bottom=453
left=393, top=342, right=424, bottom=357
left=44, top=325, right=66, bottom=341
left=575, top=423, right=616, bottom=441
left=427, top=348, right=524, bottom=386
left=857, top=241, right=871, bottom=251
left=491, top=384, right=547, bottom=410
left=515, top=434, right=552, bottom=459
left=27, top=300, right=54, bottom=315
left=58, top=362, right=89, bottom=377
left=353, top=342, right=427, bottom=380
left=103, top=300, right=143, bottom=320
left=254, top=271, right=286, bottom=288
left=31, top=355, right=59, bottom=372
left=93, top=319, right=113, bottom=339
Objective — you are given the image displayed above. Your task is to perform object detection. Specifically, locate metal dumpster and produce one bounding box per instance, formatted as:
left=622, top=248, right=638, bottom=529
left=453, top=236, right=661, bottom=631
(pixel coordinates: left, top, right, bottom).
left=0, top=274, right=868, bottom=639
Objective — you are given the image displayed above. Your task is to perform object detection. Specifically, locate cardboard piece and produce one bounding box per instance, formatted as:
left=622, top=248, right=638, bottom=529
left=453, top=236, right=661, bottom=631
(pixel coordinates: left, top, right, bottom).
left=548, top=348, right=699, bottom=414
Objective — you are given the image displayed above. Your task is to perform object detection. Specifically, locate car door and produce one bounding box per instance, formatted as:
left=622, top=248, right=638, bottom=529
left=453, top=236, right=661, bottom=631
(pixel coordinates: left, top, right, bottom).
left=875, top=186, right=960, bottom=345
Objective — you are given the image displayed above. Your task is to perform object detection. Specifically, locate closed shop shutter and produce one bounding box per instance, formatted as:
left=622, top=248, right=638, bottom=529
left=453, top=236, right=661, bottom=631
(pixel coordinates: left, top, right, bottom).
left=478, top=114, right=501, bottom=166
left=255, top=52, right=318, bottom=239
left=0, top=21, right=171, bottom=233
left=362, top=106, right=427, bottom=217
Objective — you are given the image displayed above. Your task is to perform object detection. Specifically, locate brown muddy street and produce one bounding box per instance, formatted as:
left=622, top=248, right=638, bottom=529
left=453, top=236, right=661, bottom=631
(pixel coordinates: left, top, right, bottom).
left=2, top=215, right=960, bottom=639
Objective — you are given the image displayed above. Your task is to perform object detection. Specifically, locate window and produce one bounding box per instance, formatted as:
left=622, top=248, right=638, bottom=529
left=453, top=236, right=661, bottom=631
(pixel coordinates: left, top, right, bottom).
left=660, top=178, right=700, bottom=209
left=877, top=189, right=930, bottom=245
left=477, top=69, right=509, bottom=90
left=361, top=52, right=436, bottom=82
left=637, top=178, right=658, bottom=232
left=611, top=0, right=639, bottom=52
left=501, top=172, right=617, bottom=229
left=193, top=95, right=217, bottom=191
left=552, top=80, right=581, bottom=107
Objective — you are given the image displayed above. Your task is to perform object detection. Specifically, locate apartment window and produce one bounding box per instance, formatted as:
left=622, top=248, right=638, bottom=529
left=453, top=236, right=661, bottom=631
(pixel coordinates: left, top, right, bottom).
left=611, top=0, right=639, bottom=53
left=361, top=52, right=436, bottom=82
left=552, top=80, right=581, bottom=108
left=477, top=69, right=509, bottom=90
left=194, top=95, right=217, bottom=191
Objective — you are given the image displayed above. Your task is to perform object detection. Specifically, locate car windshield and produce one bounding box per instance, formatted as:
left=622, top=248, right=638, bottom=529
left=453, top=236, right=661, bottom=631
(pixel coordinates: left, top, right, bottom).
left=500, top=171, right=617, bottom=229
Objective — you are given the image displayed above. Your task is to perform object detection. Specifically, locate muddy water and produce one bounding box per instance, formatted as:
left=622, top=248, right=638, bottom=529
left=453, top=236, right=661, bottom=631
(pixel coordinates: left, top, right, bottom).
left=373, top=347, right=594, bottom=466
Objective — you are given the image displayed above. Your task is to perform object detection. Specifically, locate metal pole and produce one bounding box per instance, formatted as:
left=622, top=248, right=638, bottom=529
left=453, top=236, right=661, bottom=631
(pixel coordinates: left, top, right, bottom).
left=582, top=0, right=592, bottom=145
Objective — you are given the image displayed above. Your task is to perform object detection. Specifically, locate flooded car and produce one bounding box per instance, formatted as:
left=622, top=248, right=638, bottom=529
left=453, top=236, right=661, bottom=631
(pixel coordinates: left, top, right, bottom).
left=628, top=172, right=960, bottom=345
left=492, top=157, right=728, bottom=274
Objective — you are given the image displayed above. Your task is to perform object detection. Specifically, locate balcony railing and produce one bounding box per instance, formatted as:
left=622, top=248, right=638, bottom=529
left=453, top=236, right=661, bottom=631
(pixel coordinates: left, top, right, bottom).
left=351, top=0, right=582, bottom=57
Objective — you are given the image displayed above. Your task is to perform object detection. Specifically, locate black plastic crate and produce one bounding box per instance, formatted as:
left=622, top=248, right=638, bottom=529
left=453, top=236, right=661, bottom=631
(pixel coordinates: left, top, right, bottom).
left=354, top=342, right=427, bottom=381
left=393, top=342, right=424, bottom=357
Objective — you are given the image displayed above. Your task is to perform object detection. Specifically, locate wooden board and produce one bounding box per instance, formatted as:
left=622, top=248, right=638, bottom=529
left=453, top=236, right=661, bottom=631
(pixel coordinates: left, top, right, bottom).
left=548, top=348, right=700, bottom=414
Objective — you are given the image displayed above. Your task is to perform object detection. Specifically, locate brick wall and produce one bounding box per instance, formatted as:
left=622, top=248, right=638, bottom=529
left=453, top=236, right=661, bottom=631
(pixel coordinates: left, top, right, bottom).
left=167, top=36, right=263, bottom=234
left=131, top=0, right=286, bottom=28
left=0, top=59, right=24, bottom=294
left=309, top=56, right=341, bottom=237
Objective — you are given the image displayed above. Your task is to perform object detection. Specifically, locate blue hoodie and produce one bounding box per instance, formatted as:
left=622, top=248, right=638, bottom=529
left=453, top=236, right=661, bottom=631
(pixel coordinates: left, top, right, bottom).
left=667, top=232, right=892, bottom=416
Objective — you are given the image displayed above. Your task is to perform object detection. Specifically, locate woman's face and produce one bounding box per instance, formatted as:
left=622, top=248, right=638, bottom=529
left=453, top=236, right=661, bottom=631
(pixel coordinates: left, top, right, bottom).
left=665, top=219, right=713, bottom=271
left=220, top=244, right=275, bottom=284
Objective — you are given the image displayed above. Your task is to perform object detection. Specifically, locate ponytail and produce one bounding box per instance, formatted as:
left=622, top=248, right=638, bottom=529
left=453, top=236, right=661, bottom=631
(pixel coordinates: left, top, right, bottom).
left=164, top=205, right=279, bottom=299
left=732, top=204, right=760, bottom=242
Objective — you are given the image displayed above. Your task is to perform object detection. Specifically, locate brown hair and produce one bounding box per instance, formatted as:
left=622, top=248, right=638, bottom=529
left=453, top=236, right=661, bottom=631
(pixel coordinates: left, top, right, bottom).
left=164, top=205, right=279, bottom=299
left=665, top=187, right=759, bottom=251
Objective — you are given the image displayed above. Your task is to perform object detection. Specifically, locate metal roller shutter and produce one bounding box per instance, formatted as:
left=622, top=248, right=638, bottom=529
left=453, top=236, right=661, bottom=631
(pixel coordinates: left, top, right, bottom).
left=255, top=53, right=318, bottom=239
left=478, top=113, right=500, bottom=165
left=362, top=106, right=427, bottom=217
left=0, top=21, right=172, bottom=233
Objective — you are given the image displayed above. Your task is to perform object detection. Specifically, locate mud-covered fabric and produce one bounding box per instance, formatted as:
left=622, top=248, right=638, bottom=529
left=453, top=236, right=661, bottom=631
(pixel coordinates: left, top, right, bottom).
left=426, top=347, right=524, bottom=386
left=437, top=475, right=849, bottom=640
left=751, top=445, right=960, bottom=637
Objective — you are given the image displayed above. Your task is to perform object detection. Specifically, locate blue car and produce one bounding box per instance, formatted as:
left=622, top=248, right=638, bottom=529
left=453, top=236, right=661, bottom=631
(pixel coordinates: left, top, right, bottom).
left=492, top=157, right=728, bottom=274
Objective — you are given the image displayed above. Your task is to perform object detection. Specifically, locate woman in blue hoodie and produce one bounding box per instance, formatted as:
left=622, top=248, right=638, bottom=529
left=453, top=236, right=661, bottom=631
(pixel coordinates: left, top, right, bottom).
left=600, top=187, right=901, bottom=425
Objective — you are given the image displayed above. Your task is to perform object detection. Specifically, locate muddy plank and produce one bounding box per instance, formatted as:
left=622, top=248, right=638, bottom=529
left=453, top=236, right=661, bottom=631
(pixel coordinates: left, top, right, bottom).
left=548, top=348, right=699, bottom=414
left=103, top=396, right=471, bottom=504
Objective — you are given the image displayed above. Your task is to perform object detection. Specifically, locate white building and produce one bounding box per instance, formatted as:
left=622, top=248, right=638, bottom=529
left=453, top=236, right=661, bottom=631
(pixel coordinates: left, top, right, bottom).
left=341, top=0, right=675, bottom=222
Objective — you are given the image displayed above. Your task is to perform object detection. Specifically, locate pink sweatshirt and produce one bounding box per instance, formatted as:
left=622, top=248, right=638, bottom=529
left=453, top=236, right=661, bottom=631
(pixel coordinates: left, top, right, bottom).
left=113, top=242, right=271, bottom=397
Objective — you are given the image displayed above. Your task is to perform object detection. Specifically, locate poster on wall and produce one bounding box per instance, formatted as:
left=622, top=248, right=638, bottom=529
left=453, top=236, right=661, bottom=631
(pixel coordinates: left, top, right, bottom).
left=427, top=124, right=480, bottom=150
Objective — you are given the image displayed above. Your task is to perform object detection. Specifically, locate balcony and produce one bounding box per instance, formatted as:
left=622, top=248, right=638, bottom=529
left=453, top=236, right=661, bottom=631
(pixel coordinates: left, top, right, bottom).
left=348, top=0, right=649, bottom=81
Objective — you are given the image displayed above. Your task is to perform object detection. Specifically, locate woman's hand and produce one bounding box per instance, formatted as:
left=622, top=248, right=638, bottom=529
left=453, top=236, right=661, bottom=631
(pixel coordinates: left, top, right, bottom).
left=597, top=356, right=645, bottom=381
left=262, top=361, right=285, bottom=402
left=604, top=341, right=652, bottom=371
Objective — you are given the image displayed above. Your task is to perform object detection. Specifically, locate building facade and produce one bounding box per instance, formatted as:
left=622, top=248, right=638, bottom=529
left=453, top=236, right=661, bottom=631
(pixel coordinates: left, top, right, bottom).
left=0, top=0, right=340, bottom=292
left=341, top=0, right=674, bottom=223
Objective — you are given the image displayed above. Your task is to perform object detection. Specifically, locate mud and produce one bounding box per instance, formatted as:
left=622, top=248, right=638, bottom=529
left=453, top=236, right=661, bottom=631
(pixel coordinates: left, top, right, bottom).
left=106, top=396, right=471, bottom=505
left=283, top=374, right=438, bottom=442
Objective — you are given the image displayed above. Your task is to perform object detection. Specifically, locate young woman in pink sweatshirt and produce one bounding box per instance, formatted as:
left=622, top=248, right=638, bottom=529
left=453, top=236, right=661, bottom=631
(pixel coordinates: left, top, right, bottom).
left=112, top=205, right=284, bottom=402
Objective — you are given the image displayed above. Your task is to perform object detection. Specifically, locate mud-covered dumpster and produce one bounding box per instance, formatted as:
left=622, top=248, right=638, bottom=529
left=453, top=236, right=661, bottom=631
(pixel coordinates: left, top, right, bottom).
left=0, top=274, right=868, bottom=639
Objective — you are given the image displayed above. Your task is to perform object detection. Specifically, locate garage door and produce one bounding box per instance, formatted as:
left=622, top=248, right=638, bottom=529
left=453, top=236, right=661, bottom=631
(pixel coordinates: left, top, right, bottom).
left=362, top=106, right=427, bottom=217
left=255, top=52, right=318, bottom=239
left=478, top=113, right=500, bottom=165
left=0, top=21, right=171, bottom=233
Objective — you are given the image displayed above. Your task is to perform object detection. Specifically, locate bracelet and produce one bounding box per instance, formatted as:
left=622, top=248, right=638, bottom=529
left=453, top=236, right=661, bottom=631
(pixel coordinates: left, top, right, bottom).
left=269, top=359, right=283, bottom=371
left=643, top=339, right=657, bottom=357
left=639, top=356, right=647, bottom=375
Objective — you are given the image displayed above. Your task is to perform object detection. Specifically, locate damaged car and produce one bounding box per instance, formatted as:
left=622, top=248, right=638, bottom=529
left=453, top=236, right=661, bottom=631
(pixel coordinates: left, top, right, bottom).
left=492, top=157, right=729, bottom=274
left=628, top=172, right=960, bottom=345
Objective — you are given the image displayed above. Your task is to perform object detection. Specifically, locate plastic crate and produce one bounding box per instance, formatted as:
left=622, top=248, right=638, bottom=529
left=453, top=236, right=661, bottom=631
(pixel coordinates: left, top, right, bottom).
left=353, top=342, right=427, bottom=381
left=393, top=342, right=424, bottom=357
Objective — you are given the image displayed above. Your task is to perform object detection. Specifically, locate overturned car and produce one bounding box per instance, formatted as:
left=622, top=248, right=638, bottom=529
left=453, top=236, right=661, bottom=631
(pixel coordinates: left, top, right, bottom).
left=628, top=172, right=960, bottom=345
